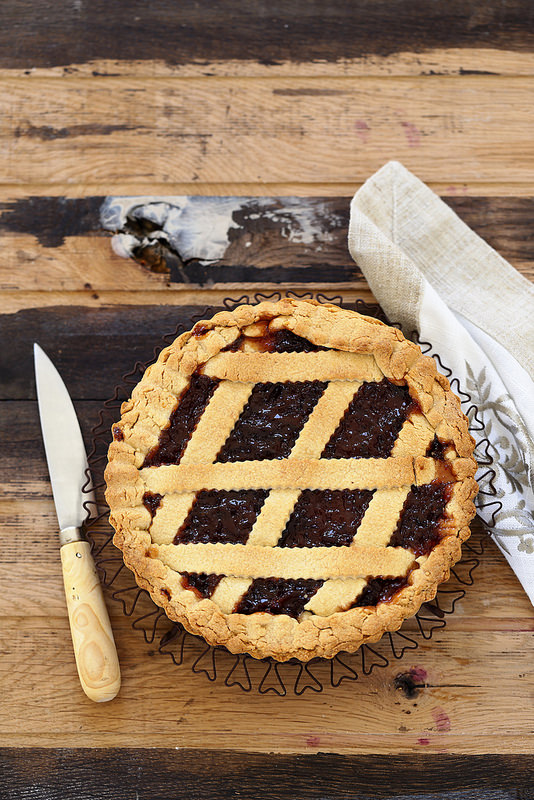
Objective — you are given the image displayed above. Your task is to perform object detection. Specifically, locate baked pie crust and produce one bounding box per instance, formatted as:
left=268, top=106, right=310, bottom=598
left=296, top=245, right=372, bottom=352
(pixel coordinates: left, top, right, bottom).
left=105, top=299, right=478, bottom=661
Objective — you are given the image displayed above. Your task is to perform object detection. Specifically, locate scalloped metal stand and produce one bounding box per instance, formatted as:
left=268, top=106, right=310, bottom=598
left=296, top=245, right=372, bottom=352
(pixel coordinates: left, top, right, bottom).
left=83, top=292, right=499, bottom=696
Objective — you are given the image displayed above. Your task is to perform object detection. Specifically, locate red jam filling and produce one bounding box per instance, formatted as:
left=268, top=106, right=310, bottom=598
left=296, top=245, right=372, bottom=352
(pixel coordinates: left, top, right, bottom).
left=180, top=572, right=223, bottom=599
left=322, top=379, right=418, bottom=459
left=143, top=491, right=163, bottom=518
left=233, top=577, right=324, bottom=618
left=224, top=329, right=325, bottom=353
left=143, top=373, right=219, bottom=467
left=351, top=575, right=410, bottom=607
left=174, top=489, right=269, bottom=545
left=278, top=489, right=375, bottom=548
left=389, top=482, right=452, bottom=557
left=112, top=426, right=124, bottom=441
left=426, top=435, right=447, bottom=459
left=216, top=381, right=327, bottom=462
left=148, top=326, right=455, bottom=615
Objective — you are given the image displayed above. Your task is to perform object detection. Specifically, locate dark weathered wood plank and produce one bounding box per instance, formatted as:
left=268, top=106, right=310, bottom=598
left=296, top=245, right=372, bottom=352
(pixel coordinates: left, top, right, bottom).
left=0, top=196, right=105, bottom=247
left=1, top=0, right=534, bottom=71
left=0, top=304, right=216, bottom=400
left=1, top=196, right=534, bottom=292
left=0, top=401, right=105, bottom=493
left=2, top=749, right=534, bottom=799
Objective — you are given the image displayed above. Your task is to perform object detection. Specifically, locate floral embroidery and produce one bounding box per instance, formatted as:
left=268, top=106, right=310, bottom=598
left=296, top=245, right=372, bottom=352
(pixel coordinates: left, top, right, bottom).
left=465, top=362, right=534, bottom=553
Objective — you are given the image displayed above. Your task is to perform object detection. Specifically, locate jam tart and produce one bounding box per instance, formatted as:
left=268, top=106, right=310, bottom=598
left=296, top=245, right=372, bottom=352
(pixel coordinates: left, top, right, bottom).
left=105, top=299, right=478, bottom=662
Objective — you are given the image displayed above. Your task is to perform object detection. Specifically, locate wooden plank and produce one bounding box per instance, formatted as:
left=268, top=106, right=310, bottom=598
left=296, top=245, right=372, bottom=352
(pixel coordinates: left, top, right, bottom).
left=2, top=749, right=534, bottom=798
left=0, top=289, right=378, bottom=315
left=0, top=300, right=388, bottom=401
left=1, top=0, right=534, bottom=77
left=0, top=401, right=104, bottom=495
left=5, top=50, right=534, bottom=79
left=0, top=305, right=215, bottom=400
left=1, top=197, right=534, bottom=296
left=3, top=180, right=534, bottom=198
left=2, top=77, right=534, bottom=187
left=1, top=613, right=534, bottom=750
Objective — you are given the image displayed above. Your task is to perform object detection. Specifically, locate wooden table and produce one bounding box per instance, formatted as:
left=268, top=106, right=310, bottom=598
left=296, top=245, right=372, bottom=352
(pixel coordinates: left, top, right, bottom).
left=2, top=2, right=534, bottom=797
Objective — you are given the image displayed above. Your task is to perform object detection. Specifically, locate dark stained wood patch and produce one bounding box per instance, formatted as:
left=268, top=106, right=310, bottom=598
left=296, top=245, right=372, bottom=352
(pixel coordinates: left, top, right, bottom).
left=2, top=749, right=534, bottom=799
left=0, top=304, right=219, bottom=401
left=13, top=122, right=139, bottom=140
left=0, top=197, right=105, bottom=247
left=131, top=254, right=361, bottom=287
left=1, top=1, right=534, bottom=70
left=442, top=195, right=534, bottom=263
left=0, top=401, right=104, bottom=488
left=114, top=195, right=534, bottom=284
left=2, top=195, right=534, bottom=280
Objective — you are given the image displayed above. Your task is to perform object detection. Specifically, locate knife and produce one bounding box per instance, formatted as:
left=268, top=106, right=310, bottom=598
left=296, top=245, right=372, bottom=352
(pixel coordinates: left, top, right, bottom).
left=34, top=343, right=121, bottom=702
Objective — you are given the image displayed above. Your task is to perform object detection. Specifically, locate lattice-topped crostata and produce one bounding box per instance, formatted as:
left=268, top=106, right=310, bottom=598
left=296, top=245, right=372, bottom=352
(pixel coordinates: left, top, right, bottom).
left=105, top=299, right=477, bottom=661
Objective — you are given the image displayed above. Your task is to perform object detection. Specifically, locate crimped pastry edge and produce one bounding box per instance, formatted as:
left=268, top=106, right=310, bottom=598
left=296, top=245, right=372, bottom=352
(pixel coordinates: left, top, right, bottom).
left=105, top=299, right=478, bottom=662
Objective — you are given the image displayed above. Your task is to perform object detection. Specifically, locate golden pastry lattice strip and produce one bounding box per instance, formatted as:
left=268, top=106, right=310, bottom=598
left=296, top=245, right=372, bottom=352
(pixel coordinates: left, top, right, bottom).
left=247, top=381, right=362, bottom=547
left=304, top=578, right=369, bottom=616
left=246, top=489, right=301, bottom=547
left=201, top=351, right=383, bottom=383
left=179, top=381, right=255, bottom=465
left=392, top=412, right=436, bottom=457
left=149, top=380, right=255, bottom=541
left=352, top=488, right=412, bottom=548
left=289, top=381, right=362, bottom=460
left=150, top=493, right=196, bottom=545
left=211, top=577, right=255, bottom=615
left=142, top=456, right=424, bottom=494
left=157, top=542, right=416, bottom=580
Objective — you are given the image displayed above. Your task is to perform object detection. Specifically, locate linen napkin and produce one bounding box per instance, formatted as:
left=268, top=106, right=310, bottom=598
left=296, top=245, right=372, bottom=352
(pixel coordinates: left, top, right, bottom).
left=348, top=161, right=534, bottom=603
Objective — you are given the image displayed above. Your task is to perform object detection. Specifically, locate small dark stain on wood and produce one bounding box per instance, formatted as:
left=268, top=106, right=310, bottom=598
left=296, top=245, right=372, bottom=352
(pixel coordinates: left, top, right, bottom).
left=14, top=122, right=139, bottom=140
left=168, top=132, right=212, bottom=156
left=394, top=671, right=425, bottom=699
left=0, top=196, right=104, bottom=247
left=458, top=67, right=499, bottom=75
left=272, top=88, right=349, bottom=96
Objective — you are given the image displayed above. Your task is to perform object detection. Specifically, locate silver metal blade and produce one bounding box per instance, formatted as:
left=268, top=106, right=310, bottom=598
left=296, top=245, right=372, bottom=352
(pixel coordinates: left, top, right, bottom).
left=34, top=343, right=94, bottom=531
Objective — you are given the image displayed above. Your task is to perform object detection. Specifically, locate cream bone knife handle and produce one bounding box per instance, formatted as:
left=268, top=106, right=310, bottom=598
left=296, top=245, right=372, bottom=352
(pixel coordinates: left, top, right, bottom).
left=60, top=533, right=121, bottom=702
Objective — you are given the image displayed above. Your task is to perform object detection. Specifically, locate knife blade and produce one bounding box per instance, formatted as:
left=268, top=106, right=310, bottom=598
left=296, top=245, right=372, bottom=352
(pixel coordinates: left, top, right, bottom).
left=34, top=343, right=120, bottom=702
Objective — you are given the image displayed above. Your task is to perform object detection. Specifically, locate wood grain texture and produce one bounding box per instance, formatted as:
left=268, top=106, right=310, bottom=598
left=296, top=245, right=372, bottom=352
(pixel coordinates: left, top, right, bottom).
left=60, top=540, right=121, bottom=703
left=0, top=305, right=216, bottom=400
left=0, top=289, right=379, bottom=316
left=1, top=242, right=533, bottom=757
left=3, top=77, right=534, bottom=188
left=1, top=0, right=534, bottom=75
left=2, top=197, right=534, bottom=298
left=1, top=0, right=534, bottom=775
left=4, top=180, right=534, bottom=198
left=1, top=396, right=533, bottom=752
left=2, top=749, right=534, bottom=799
left=2, top=614, right=534, bottom=751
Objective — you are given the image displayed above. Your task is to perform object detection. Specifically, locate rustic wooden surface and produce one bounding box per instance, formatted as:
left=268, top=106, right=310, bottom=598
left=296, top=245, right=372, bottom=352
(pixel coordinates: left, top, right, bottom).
left=1, top=2, right=534, bottom=797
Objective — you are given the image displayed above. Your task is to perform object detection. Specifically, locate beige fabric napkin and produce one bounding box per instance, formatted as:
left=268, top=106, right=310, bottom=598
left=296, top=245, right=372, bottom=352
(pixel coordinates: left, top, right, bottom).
left=349, top=161, right=534, bottom=603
